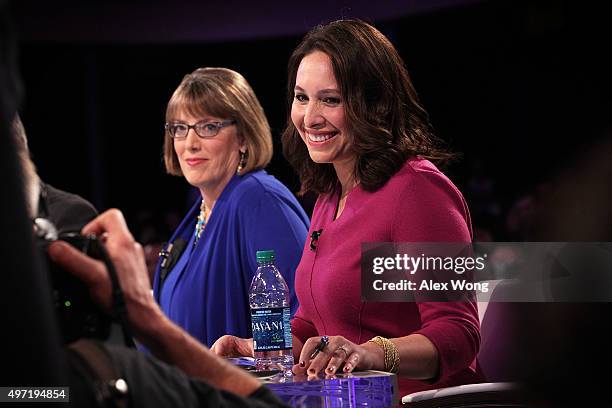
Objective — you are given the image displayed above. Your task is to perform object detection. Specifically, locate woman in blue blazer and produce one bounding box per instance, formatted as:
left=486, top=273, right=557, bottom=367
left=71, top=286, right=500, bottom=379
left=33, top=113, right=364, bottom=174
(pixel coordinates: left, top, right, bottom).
left=154, top=67, right=309, bottom=347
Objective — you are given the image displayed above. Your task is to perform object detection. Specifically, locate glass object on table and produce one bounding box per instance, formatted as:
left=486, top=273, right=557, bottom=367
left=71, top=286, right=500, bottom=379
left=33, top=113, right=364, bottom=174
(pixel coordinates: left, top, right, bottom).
left=249, top=249, right=294, bottom=373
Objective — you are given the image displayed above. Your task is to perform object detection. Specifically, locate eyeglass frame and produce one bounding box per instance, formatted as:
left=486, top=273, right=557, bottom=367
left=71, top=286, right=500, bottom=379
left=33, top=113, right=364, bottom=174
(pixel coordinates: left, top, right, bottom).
left=164, top=119, right=236, bottom=139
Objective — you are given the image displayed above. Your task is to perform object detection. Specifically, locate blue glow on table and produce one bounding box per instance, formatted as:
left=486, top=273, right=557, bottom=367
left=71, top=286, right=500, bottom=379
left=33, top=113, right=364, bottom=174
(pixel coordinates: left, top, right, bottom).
left=228, top=358, right=398, bottom=407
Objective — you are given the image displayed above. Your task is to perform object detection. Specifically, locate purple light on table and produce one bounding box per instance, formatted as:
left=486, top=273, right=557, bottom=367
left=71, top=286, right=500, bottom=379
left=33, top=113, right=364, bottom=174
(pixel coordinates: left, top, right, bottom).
left=263, top=371, right=397, bottom=407
left=229, top=358, right=398, bottom=407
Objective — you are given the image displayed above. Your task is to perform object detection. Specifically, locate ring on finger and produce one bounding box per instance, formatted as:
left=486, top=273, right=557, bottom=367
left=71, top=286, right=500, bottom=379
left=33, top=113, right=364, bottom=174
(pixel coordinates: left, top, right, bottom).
left=336, top=345, right=349, bottom=358
left=309, top=335, right=330, bottom=360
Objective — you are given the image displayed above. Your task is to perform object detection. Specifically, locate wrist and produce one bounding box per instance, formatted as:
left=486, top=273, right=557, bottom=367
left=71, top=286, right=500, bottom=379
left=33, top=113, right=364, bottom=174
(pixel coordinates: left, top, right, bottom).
left=361, top=341, right=385, bottom=371
left=130, top=303, right=170, bottom=343
left=367, top=336, right=400, bottom=373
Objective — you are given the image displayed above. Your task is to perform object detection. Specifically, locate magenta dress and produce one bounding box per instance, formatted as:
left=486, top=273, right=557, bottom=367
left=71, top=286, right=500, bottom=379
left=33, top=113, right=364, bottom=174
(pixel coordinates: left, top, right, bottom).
left=291, top=158, right=482, bottom=396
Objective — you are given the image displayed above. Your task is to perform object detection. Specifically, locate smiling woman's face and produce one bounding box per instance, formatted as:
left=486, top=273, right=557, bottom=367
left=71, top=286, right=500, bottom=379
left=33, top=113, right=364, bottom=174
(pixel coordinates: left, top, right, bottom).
left=172, top=110, right=241, bottom=194
left=291, top=51, right=354, bottom=167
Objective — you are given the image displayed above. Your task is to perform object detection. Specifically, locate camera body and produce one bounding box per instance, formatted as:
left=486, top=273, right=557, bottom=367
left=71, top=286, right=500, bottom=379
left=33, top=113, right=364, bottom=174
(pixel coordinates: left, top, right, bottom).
left=36, top=229, right=111, bottom=344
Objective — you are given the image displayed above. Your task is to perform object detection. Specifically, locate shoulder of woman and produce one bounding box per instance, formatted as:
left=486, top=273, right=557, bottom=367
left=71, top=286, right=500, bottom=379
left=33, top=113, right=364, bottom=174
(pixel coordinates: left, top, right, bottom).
left=395, top=158, right=465, bottom=205
left=230, top=172, right=272, bottom=201
left=375, top=158, right=470, bottom=229
left=234, top=171, right=300, bottom=204
left=389, top=158, right=472, bottom=240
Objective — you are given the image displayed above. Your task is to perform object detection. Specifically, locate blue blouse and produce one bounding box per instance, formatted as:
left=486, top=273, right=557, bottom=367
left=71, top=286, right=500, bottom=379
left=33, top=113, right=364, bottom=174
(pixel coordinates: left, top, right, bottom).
left=153, top=170, right=309, bottom=347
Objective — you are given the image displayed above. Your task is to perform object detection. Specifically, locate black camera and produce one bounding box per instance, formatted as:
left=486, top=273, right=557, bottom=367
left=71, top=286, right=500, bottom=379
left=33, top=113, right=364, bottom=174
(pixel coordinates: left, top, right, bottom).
left=34, top=219, right=111, bottom=344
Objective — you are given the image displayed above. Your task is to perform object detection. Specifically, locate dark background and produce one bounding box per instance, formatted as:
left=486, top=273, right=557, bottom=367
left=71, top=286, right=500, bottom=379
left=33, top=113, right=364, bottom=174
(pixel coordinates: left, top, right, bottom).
left=5, top=2, right=612, bottom=403
left=11, top=0, right=612, bottom=241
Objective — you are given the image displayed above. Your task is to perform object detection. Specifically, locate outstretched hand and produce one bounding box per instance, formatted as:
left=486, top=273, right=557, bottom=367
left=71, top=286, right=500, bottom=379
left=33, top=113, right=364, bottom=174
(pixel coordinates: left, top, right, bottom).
left=293, top=335, right=382, bottom=377
left=48, top=209, right=264, bottom=397
left=211, top=335, right=254, bottom=358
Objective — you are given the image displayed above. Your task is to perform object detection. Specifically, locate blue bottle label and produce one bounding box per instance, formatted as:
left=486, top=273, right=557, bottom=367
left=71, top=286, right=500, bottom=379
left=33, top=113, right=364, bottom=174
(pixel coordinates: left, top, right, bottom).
left=251, top=307, right=292, bottom=352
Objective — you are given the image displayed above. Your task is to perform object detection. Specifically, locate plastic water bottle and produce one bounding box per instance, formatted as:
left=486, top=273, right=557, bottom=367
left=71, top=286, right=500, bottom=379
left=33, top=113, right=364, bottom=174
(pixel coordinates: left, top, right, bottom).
left=249, top=250, right=294, bottom=373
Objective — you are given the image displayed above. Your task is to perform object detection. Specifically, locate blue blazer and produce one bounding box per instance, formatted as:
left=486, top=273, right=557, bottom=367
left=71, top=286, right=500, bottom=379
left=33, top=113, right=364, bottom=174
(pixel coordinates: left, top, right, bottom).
left=153, top=170, right=309, bottom=347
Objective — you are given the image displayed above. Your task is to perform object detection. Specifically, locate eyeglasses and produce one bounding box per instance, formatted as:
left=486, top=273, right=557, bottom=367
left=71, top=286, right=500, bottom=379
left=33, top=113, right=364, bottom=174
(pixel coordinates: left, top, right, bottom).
left=165, top=120, right=236, bottom=139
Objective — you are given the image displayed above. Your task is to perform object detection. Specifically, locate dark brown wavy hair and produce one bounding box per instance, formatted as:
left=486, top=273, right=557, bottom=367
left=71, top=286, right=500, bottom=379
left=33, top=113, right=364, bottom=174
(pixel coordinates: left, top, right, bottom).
left=282, top=19, right=454, bottom=195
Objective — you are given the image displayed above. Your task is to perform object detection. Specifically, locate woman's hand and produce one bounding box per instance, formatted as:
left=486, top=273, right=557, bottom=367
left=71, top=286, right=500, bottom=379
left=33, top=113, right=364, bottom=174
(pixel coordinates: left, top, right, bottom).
left=211, top=335, right=254, bottom=358
left=293, top=335, right=383, bottom=376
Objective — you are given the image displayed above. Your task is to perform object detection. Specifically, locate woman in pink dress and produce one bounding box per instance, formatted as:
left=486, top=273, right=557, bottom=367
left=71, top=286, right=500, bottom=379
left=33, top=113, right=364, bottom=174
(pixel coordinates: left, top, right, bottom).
left=214, top=19, right=481, bottom=396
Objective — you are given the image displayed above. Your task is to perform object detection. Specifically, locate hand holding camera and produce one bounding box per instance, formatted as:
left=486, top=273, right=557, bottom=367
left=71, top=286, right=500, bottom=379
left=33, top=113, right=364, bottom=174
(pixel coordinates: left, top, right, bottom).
left=36, top=228, right=111, bottom=344
left=47, top=209, right=159, bottom=344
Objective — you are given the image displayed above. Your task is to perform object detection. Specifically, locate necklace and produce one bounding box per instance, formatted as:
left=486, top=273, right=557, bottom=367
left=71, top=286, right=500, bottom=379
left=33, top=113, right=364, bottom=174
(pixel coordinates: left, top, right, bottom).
left=194, top=199, right=209, bottom=245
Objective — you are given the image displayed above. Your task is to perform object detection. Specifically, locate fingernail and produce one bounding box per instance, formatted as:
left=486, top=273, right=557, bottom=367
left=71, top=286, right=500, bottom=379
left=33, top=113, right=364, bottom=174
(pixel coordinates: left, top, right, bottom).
left=343, top=365, right=351, bottom=372
left=299, top=361, right=305, bottom=367
left=308, top=369, right=315, bottom=375
left=327, top=366, right=335, bottom=373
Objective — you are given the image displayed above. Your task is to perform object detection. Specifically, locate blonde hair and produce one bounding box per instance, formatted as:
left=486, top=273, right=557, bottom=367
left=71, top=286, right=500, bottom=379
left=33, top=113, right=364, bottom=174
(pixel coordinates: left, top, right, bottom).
left=163, top=67, right=273, bottom=176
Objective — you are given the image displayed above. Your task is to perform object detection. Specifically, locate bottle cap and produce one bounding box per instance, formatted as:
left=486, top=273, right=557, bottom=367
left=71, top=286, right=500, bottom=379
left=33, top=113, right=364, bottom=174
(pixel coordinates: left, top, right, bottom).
left=256, top=250, right=275, bottom=263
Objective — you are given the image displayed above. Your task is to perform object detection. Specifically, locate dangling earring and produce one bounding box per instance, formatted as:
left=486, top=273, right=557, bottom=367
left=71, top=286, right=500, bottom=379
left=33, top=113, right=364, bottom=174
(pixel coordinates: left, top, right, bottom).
left=237, top=150, right=247, bottom=175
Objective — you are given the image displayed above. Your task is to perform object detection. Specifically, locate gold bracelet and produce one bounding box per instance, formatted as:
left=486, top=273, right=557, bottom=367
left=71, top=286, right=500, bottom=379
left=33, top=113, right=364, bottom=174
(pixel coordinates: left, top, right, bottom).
left=368, top=336, right=400, bottom=373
